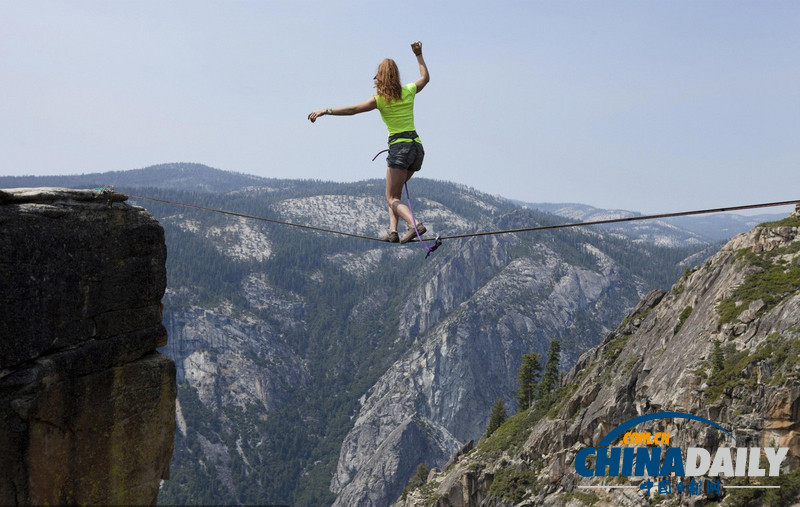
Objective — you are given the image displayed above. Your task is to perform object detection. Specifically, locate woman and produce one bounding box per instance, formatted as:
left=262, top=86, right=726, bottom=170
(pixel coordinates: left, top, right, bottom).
left=308, top=41, right=430, bottom=244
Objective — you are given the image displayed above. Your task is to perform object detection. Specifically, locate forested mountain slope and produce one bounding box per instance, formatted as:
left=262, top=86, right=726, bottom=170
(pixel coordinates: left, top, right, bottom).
left=1, top=164, right=728, bottom=505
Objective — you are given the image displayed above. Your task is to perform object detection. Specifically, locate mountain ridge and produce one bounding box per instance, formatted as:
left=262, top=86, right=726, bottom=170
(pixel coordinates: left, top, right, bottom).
left=525, top=201, right=787, bottom=246
left=2, top=163, right=783, bottom=248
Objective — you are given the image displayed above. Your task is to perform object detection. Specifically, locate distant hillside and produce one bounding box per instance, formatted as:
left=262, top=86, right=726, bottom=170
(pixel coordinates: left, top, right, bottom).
left=0, top=163, right=269, bottom=193
left=527, top=201, right=787, bottom=246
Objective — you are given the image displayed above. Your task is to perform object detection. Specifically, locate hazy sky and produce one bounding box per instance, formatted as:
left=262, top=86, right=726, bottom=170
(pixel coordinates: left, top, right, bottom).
left=2, top=1, right=799, bottom=213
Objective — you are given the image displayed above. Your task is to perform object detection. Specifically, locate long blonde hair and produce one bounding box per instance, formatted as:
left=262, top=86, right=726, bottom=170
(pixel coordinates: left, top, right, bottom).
left=375, top=58, right=402, bottom=103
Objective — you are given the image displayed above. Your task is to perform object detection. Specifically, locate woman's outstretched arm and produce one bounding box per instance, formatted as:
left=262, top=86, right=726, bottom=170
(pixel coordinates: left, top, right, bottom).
left=308, top=97, right=377, bottom=123
left=411, top=41, right=429, bottom=93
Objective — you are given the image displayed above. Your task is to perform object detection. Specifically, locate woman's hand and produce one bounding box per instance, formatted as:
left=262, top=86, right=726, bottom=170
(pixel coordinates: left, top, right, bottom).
left=308, top=109, right=328, bottom=123
left=411, top=41, right=423, bottom=56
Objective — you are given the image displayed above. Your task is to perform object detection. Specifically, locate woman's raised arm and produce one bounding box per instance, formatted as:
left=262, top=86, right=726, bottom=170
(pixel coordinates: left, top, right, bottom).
left=411, top=41, right=429, bottom=93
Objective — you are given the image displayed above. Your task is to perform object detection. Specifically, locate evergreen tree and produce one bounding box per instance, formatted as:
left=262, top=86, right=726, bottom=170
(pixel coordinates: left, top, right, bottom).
left=400, top=463, right=429, bottom=500
left=515, top=352, right=542, bottom=411
left=712, top=339, right=725, bottom=376
left=538, top=339, right=562, bottom=399
left=412, top=463, right=428, bottom=485
left=485, top=398, right=507, bottom=438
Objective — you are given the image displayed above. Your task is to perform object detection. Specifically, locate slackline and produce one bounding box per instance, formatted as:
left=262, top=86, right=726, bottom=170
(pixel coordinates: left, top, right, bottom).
left=118, top=190, right=800, bottom=245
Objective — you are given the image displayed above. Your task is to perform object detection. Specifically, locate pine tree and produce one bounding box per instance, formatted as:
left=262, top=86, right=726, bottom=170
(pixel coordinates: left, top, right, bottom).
left=484, top=398, right=507, bottom=438
left=515, top=352, right=542, bottom=411
left=712, top=339, right=725, bottom=376
left=411, top=463, right=428, bottom=486
left=538, top=339, right=561, bottom=399
left=401, top=463, right=429, bottom=500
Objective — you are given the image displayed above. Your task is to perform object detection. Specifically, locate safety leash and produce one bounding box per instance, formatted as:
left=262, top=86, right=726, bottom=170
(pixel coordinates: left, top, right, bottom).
left=373, top=148, right=441, bottom=258
left=404, top=182, right=442, bottom=258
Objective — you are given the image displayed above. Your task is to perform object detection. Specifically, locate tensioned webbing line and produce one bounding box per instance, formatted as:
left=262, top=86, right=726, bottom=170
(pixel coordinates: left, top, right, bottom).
left=121, top=192, right=799, bottom=244
left=436, top=199, right=800, bottom=241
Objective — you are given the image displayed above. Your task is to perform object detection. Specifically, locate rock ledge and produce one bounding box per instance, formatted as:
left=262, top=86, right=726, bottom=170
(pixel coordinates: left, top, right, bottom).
left=0, top=187, right=175, bottom=505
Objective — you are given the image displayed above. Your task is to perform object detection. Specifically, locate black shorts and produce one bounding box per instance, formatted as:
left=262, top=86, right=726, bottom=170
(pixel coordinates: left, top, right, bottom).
left=387, top=141, right=424, bottom=172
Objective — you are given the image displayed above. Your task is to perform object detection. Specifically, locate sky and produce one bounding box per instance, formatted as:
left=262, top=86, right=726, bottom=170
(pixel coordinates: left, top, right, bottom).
left=2, top=0, right=799, bottom=214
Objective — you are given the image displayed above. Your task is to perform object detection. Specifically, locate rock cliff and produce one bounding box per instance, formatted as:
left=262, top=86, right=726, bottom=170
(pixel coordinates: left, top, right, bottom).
left=0, top=188, right=175, bottom=505
left=332, top=211, right=644, bottom=506
left=400, top=206, right=800, bottom=506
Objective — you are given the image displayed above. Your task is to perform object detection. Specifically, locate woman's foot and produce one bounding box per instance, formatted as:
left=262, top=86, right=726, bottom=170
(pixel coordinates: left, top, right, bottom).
left=400, top=222, right=426, bottom=244
left=382, top=229, right=400, bottom=243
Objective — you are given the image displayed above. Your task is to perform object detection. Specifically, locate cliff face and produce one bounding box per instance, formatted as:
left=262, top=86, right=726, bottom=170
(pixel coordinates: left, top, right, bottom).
left=332, top=211, right=643, bottom=506
left=0, top=188, right=175, bottom=505
left=401, top=207, right=800, bottom=506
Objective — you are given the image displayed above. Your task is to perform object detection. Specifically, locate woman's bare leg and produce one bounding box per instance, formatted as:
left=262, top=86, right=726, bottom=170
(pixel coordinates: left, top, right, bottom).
left=386, top=167, right=414, bottom=227
left=385, top=168, right=399, bottom=231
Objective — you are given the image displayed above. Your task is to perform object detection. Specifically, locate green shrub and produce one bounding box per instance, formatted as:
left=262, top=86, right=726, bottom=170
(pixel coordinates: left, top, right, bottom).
left=488, top=465, right=540, bottom=504
left=704, top=334, right=800, bottom=401
left=478, top=411, right=534, bottom=458
left=605, top=334, right=630, bottom=362
left=758, top=215, right=800, bottom=228
left=562, top=490, right=599, bottom=505
left=400, top=463, right=429, bottom=500
left=726, top=465, right=800, bottom=506
left=718, top=245, right=800, bottom=324
left=675, top=305, right=693, bottom=334
left=705, top=348, right=761, bottom=401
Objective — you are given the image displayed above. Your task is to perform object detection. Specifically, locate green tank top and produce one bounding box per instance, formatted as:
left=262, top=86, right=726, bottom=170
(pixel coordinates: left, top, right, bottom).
left=375, top=83, right=421, bottom=144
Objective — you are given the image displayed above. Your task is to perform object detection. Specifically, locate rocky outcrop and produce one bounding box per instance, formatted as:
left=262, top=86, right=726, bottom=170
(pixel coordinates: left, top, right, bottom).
left=0, top=188, right=175, bottom=505
left=335, top=417, right=462, bottom=507
left=403, top=207, right=800, bottom=506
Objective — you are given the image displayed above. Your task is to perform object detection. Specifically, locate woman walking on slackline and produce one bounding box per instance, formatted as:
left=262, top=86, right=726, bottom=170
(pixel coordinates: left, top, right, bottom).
left=308, top=41, right=430, bottom=244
